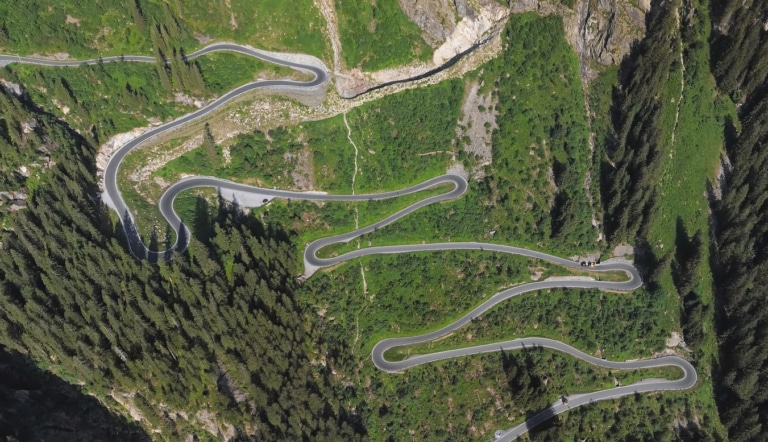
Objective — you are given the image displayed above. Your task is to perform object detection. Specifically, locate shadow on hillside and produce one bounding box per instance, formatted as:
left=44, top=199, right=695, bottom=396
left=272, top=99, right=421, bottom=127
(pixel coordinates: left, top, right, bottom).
left=0, top=346, right=151, bottom=442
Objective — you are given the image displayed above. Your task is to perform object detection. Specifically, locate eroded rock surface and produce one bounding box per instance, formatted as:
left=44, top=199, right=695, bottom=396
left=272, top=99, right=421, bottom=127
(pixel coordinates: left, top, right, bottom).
left=398, top=0, right=460, bottom=47
left=456, top=81, right=497, bottom=178
left=433, top=3, right=509, bottom=65
left=502, top=0, right=647, bottom=78
left=564, top=0, right=647, bottom=75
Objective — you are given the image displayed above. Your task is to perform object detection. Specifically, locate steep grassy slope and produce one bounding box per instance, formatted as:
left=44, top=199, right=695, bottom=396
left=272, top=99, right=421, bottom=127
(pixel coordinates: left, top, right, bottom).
left=0, top=0, right=330, bottom=60
left=334, top=0, right=432, bottom=70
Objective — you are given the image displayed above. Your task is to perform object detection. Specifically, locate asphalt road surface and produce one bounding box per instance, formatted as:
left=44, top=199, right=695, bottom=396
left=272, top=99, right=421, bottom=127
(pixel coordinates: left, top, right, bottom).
left=2, top=43, right=329, bottom=260
left=1, top=44, right=698, bottom=439
left=159, top=173, right=467, bottom=259
left=495, top=341, right=696, bottom=441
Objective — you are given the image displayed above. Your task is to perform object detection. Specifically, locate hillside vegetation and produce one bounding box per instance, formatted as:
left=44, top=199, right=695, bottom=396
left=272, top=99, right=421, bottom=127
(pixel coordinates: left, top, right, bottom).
left=708, top=0, right=768, bottom=439
left=345, top=14, right=596, bottom=254
left=2, top=0, right=767, bottom=440
left=0, top=0, right=329, bottom=59
left=0, top=86, right=365, bottom=439
left=334, top=0, right=432, bottom=70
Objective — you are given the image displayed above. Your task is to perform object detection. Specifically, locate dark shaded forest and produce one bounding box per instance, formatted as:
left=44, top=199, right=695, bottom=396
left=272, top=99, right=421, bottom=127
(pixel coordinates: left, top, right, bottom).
left=597, top=0, right=714, bottom=391
left=600, top=0, right=680, bottom=244
left=710, top=0, right=768, bottom=111
left=708, top=0, right=768, bottom=438
left=0, top=86, right=365, bottom=439
left=599, top=0, right=768, bottom=439
left=0, top=346, right=150, bottom=442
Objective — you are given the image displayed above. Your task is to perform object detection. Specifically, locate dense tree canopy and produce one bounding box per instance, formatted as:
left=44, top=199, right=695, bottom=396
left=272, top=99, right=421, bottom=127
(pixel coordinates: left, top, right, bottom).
left=709, top=0, right=768, bottom=439
left=601, top=0, right=680, bottom=243
left=0, top=86, right=365, bottom=440
left=711, top=96, right=768, bottom=441
left=711, top=0, right=768, bottom=109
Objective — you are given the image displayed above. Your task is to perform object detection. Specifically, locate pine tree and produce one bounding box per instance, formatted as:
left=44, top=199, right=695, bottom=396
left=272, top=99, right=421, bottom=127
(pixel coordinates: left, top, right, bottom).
left=128, top=0, right=145, bottom=31
left=201, top=122, right=217, bottom=166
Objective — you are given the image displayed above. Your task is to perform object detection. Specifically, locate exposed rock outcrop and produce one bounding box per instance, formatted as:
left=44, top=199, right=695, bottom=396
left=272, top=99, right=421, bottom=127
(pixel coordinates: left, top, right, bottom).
left=0, top=78, right=23, bottom=96
left=398, top=0, right=512, bottom=51
left=398, top=0, right=460, bottom=47
left=508, top=0, right=560, bottom=15
left=563, top=0, right=647, bottom=77
left=96, top=126, right=153, bottom=173
left=0, top=190, right=29, bottom=212
left=505, top=0, right=647, bottom=78
left=334, top=1, right=509, bottom=97
left=433, top=3, right=509, bottom=65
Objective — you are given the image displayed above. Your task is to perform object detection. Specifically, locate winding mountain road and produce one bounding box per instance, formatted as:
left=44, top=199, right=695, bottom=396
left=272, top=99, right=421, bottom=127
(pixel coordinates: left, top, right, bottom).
left=0, top=44, right=697, bottom=439
left=3, top=43, right=329, bottom=260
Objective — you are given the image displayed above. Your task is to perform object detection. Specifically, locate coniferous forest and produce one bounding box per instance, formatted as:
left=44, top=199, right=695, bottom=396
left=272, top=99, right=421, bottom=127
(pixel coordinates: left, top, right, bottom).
left=599, top=0, right=768, bottom=439
left=0, top=0, right=768, bottom=440
left=601, top=0, right=680, bottom=243
left=0, top=88, right=365, bottom=439
left=709, top=0, right=768, bottom=438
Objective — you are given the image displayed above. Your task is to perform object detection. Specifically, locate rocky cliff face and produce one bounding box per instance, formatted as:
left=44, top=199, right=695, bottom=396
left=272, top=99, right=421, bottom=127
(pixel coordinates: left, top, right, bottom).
left=432, top=3, right=509, bottom=64
left=506, top=0, right=647, bottom=77
left=401, top=0, right=647, bottom=79
left=397, top=0, right=460, bottom=47
left=332, top=0, right=645, bottom=97
left=564, top=0, right=647, bottom=77
left=398, top=1, right=510, bottom=45
left=398, top=0, right=509, bottom=66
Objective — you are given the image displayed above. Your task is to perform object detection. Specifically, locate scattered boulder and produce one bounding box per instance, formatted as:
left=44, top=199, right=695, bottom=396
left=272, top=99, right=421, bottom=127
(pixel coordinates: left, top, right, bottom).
left=65, top=15, right=81, bottom=26
left=22, top=119, right=38, bottom=134
left=0, top=79, right=23, bottom=96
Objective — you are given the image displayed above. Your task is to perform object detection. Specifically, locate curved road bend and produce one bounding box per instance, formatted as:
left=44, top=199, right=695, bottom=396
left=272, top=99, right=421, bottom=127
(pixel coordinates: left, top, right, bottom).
left=367, top=267, right=696, bottom=440
left=497, top=342, right=695, bottom=441
left=1, top=42, right=326, bottom=69
left=157, top=174, right=467, bottom=261
left=154, top=170, right=698, bottom=440
left=293, top=192, right=695, bottom=441
left=2, top=45, right=698, bottom=438
left=376, top=336, right=695, bottom=441
left=2, top=43, right=330, bottom=260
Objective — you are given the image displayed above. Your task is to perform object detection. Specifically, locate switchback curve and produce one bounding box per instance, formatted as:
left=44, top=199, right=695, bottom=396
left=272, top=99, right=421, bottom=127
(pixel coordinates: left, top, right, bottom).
left=2, top=42, right=329, bottom=261
left=1, top=44, right=697, bottom=440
